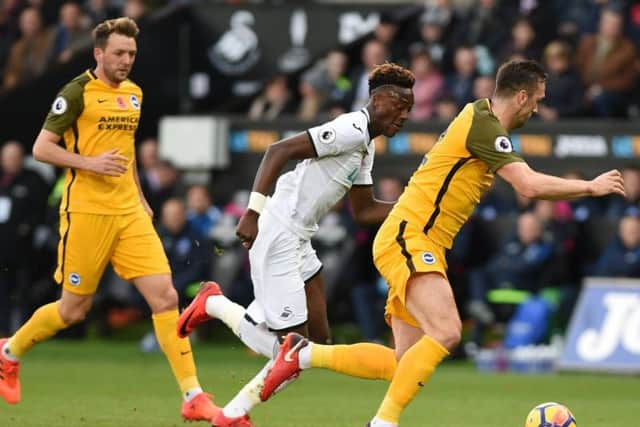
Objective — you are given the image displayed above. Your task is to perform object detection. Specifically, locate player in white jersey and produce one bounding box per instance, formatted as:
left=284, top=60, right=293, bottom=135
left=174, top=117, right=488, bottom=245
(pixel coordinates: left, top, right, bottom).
left=177, top=63, right=414, bottom=427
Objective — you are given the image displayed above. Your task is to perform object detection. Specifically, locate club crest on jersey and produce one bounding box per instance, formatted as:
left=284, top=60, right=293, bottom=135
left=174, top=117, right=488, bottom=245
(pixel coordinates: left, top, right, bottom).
left=421, top=252, right=436, bottom=265
left=129, top=94, right=140, bottom=109
left=318, top=127, right=336, bottom=144
left=116, top=96, right=127, bottom=110
left=69, top=273, right=81, bottom=286
left=494, top=136, right=513, bottom=153
left=51, top=97, right=68, bottom=115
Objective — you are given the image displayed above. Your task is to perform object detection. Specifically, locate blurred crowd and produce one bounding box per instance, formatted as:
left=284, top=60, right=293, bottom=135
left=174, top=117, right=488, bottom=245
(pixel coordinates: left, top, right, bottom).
left=2, top=1, right=640, bottom=117
left=2, top=137, right=640, bottom=355
left=0, top=0, right=156, bottom=93
left=247, top=0, right=640, bottom=122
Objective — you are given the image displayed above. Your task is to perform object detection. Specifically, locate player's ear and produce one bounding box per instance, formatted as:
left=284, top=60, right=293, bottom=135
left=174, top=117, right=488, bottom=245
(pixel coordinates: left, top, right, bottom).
left=516, top=89, right=528, bottom=107
left=93, top=47, right=103, bottom=62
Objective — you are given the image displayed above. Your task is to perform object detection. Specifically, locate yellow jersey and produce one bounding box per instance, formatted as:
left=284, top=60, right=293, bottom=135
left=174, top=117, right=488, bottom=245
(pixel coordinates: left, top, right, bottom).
left=390, top=99, right=524, bottom=249
left=43, top=70, right=142, bottom=215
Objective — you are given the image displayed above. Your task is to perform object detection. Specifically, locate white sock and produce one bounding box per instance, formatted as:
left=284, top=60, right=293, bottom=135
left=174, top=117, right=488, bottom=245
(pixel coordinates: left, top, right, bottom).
left=183, top=387, right=203, bottom=402
left=2, top=341, right=18, bottom=362
left=238, top=317, right=279, bottom=358
left=298, top=342, right=312, bottom=369
left=370, top=416, right=398, bottom=427
left=222, top=361, right=272, bottom=418
left=205, top=295, right=245, bottom=335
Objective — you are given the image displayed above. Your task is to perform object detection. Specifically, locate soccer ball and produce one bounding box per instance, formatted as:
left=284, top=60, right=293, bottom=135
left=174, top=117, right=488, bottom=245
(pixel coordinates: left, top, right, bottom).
left=524, top=402, right=577, bottom=427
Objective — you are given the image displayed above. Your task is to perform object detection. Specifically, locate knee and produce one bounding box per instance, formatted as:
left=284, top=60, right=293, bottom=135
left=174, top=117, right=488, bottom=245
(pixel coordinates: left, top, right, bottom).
left=154, top=286, right=179, bottom=313
left=440, top=324, right=462, bottom=352
left=309, top=331, right=330, bottom=345
left=59, top=303, right=90, bottom=325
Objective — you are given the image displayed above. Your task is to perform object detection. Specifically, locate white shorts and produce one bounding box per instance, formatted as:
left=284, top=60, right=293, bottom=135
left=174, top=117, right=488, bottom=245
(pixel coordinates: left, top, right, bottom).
left=245, top=210, right=322, bottom=331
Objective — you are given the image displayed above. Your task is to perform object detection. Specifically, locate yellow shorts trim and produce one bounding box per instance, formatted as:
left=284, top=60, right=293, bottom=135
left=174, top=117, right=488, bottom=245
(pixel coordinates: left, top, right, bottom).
left=373, top=217, right=448, bottom=327
left=54, top=209, right=170, bottom=295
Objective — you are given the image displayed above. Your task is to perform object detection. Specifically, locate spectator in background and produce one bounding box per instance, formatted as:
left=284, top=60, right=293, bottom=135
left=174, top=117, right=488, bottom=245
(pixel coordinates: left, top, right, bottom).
left=248, top=74, right=296, bottom=120
left=408, top=44, right=444, bottom=120
left=2, top=7, right=55, bottom=91
left=347, top=39, right=388, bottom=111
left=498, top=17, right=541, bottom=64
left=0, top=141, right=49, bottom=335
left=606, top=165, right=640, bottom=219
left=576, top=6, right=639, bottom=117
left=434, top=95, right=459, bottom=120
left=445, top=45, right=478, bottom=110
left=349, top=175, right=404, bottom=343
left=515, top=0, right=558, bottom=48
left=467, top=211, right=555, bottom=348
left=411, top=5, right=452, bottom=71
left=561, top=170, right=605, bottom=222
left=145, top=159, right=180, bottom=217
left=371, top=11, right=405, bottom=66
left=590, top=212, right=640, bottom=277
left=136, top=136, right=159, bottom=199
left=122, top=0, right=147, bottom=22
left=297, top=49, right=351, bottom=121
left=83, top=0, right=119, bottom=26
left=472, top=74, right=495, bottom=100
left=186, top=184, right=221, bottom=241
left=51, top=2, right=92, bottom=64
left=0, top=0, right=22, bottom=82
left=537, top=40, right=584, bottom=121
left=21, top=0, right=65, bottom=27
left=533, top=199, right=578, bottom=283
left=157, top=198, right=211, bottom=306
left=453, top=0, right=511, bottom=55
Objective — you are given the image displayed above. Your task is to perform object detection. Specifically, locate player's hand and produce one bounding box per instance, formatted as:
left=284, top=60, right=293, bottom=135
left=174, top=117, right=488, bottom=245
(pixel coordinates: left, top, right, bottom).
left=590, top=169, right=626, bottom=197
left=86, top=149, right=128, bottom=176
left=236, top=210, right=259, bottom=249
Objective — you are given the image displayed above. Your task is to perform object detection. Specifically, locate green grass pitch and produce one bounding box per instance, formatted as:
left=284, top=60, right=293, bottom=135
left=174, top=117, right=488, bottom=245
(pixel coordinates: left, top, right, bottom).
left=0, top=339, right=637, bottom=427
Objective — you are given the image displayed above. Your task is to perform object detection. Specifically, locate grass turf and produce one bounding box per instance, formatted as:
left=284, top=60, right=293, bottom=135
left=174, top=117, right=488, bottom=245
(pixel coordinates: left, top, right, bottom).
left=0, top=339, right=637, bottom=427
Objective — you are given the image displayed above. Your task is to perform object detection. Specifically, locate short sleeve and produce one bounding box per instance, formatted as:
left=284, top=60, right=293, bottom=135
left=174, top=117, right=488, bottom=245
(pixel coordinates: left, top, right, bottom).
left=307, top=113, right=368, bottom=158
left=353, top=145, right=374, bottom=186
left=42, top=81, right=84, bottom=136
left=467, top=134, right=524, bottom=173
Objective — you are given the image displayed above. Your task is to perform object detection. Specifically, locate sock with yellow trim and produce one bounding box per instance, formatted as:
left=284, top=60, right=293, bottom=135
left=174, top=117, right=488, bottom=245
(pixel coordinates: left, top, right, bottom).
left=8, top=302, right=68, bottom=358
left=375, top=335, right=449, bottom=424
left=152, top=309, right=201, bottom=397
left=300, top=342, right=396, bottom=381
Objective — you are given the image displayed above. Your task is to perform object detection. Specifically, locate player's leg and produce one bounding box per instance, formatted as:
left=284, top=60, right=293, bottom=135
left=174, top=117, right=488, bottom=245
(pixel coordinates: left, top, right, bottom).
left=304, top=266, right=331, bottom=345
left=1, top=212, right=111, bottom=404
left=114, top=209, right=218, bottom=421
left=214, top=320, right=308, bottom=426
left=370, top=272, right=460, bottom=427
left=215, top=224, right=312, bottom=425
left=180, top=211, right=296, bottom=359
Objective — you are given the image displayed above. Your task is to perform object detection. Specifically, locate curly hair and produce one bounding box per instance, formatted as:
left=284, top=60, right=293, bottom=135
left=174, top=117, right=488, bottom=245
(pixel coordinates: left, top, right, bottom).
left=368, top=63, right=415, bottom=94
left=93, top=17, right=139, bottom=49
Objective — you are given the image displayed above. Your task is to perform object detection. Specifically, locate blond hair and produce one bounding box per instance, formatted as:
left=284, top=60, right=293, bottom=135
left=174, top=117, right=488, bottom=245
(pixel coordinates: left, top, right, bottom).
left=92, top=17, right=139, bottom=49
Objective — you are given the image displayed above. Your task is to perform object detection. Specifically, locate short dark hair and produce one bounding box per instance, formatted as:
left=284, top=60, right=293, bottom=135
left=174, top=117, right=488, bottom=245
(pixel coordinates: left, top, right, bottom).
left=495, top=59, right=547, bottom=97
left=368, top=62, right=415, bottom=94
left=92, top=17, right=139, bottom=49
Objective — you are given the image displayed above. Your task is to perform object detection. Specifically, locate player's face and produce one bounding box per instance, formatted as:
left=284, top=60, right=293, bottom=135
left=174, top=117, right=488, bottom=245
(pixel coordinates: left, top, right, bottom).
left=376, top=87, right=414, bottom=137
left=513, top=81, right=545, bottom=129
left=96, top=33, right=137, bottom=84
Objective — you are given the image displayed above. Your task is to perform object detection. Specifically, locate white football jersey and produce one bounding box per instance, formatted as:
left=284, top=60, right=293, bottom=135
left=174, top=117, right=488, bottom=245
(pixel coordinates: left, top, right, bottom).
left=266, top=108, right=375, bottom=240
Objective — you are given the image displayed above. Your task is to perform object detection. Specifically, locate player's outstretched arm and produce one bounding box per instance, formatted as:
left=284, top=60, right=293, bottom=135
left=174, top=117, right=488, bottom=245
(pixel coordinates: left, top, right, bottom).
left=236, top=132, right=317, bottom=249
left=33, top=129, right=128, bottom=176
left=497, top=161, right=626, bottom=200
left=348, top=185, right=394, bottom=225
